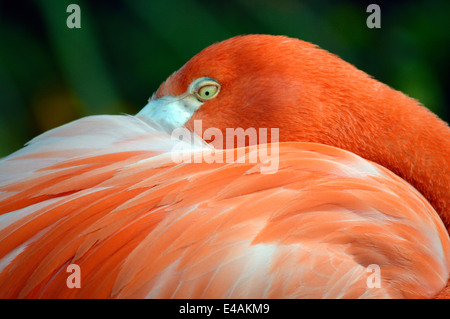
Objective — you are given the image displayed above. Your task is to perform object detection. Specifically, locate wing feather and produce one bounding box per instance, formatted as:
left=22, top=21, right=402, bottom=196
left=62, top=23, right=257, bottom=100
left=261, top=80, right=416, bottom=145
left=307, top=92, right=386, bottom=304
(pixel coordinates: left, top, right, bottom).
left=0, top=115, right=448, bottom=298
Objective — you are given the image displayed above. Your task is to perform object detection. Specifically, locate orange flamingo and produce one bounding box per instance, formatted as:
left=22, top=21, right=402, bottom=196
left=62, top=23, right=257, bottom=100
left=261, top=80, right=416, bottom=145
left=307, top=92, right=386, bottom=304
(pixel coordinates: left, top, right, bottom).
left=0, top=35, right=449, bottom=298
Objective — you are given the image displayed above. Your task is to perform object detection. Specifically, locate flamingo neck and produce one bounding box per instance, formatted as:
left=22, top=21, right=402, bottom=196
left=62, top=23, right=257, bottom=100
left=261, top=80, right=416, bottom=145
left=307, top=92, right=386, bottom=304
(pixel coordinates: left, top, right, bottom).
left=335, top=88, right=450, bottom=232
left=394, top=113, right=450, bottom=232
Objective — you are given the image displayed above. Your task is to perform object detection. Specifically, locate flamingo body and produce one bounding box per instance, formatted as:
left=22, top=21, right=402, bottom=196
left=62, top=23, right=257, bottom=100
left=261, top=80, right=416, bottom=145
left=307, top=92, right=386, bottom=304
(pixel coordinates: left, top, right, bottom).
left=1, top=35, right=450, bottom=298
left=0, top=115, right=449, bottom=298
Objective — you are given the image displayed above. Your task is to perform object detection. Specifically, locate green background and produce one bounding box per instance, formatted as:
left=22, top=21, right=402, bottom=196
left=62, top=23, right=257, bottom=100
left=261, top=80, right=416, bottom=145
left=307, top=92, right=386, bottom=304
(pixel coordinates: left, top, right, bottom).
left=0, top=0, right=449, bottom=157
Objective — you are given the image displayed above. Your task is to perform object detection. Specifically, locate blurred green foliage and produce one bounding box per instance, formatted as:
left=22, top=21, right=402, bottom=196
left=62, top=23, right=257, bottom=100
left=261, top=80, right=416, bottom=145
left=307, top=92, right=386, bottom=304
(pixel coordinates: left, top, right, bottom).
left=0, top=0, right=449, bottom=157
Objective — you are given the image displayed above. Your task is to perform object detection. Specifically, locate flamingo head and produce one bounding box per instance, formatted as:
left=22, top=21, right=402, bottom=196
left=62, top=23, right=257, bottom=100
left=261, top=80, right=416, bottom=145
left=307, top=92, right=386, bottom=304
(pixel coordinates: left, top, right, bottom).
left=138, top=34, right=384, bottom=148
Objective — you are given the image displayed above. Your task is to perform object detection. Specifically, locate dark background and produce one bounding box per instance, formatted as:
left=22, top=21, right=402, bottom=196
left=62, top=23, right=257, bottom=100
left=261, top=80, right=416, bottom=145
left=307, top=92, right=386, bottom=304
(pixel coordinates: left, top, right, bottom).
left=0, top=0, right=449, bottom=157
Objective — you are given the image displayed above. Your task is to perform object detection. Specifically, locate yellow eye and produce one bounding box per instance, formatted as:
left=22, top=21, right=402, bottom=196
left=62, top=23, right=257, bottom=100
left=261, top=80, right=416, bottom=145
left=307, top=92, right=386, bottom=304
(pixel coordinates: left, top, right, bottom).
left=193, top=79, right=220, bottom=101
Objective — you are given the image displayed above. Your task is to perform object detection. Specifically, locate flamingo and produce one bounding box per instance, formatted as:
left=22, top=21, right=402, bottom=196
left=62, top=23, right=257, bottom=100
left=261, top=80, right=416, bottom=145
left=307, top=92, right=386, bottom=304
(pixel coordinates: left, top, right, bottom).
left=0, top=35, right=449, bottom=299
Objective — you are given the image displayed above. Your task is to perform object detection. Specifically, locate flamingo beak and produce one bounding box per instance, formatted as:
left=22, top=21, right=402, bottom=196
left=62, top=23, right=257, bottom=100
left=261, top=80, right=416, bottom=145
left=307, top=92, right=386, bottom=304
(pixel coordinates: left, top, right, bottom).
left=137, top=94, right=201, bottom=131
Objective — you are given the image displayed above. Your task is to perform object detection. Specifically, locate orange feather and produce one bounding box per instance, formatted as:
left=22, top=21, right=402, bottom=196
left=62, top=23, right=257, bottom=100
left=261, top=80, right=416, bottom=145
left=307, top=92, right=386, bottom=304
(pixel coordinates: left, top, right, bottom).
left=0, top=35, right=449, bottom=299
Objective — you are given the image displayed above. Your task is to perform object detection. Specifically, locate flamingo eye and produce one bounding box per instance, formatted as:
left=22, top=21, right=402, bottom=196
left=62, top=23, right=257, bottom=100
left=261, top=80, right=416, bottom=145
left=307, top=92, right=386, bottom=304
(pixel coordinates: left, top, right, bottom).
left=193, top=79, right=220, bottom=102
